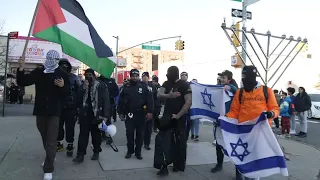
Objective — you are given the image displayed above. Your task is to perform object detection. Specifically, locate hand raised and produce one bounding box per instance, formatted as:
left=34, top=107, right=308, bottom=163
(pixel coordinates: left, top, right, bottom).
left=54, top=78, right=64, bottom=87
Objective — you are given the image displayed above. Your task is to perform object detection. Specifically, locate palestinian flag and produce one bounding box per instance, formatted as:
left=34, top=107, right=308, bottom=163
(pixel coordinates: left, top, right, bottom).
left=32, top=0, right=116, bottom=77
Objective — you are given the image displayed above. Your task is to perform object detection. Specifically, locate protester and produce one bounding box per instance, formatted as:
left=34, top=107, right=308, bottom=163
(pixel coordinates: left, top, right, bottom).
left=155, top=66, right=192, bottom=176
left=294, top=86, right=311, bottom=138
left=73, top=69, right=110, bottom=163
left=117, top=69, right=153, bottom=160
left=273, top=89, right=281, bottom=129
left=190, top=79, right=200, bottom=141
left=152, top=75, right=161, bottom=133
left=56, top=58, right=82, bottom=156
left=16, top=52, right=69, bottom=180
left=280, top=92, right=291, bottom=137
left=180, top=71, right=193, bottom=141
left=211, top=70, right=238, bottom=174
left=9, top=83, right=19, bottom=104
left=226, top=65, right=279, bottom=180
left=18, top=85, right=25, bottom=104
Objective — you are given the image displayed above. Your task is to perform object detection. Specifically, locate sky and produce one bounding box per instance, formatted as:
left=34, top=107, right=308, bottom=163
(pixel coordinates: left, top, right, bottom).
left=1, top=0, right=319, bottom=89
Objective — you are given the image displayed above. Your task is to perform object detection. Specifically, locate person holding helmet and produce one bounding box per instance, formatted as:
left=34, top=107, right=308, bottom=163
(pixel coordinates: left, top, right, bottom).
left=118, top=69, right=154, bottom=160
left=57, top=58, right=82, bottom=156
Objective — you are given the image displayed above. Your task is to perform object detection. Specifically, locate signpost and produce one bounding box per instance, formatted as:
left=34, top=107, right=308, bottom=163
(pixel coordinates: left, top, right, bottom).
left=231, top=8, right=252, bottom=20
left=142, top=44, right=161, bottom=50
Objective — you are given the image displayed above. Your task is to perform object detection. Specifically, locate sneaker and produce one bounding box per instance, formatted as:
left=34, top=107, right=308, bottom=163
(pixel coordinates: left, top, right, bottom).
left=285, top=134, right=291, bottom=138
left=91, top=153, right=99, bottom=160
left=144, top=145, right=151, bottom=150
left=289, top=129, right=296, bottom=135
left=72, top=155, right=84, bottom=164
left=194, top=135, right=199, bottom=142
left=295, top=131, right=302, bottom=136
left=211, top=164, right=223, bottom=173
left=43, top=173, right=52, bottom=180
left=56, top=142, right=64, bottom=152
left=157, top=166, right=169, bottom=176
left=66, top=144, right=74, bottom=157
left=125, top=152, right=132, bottom=159
left=299, top=132, right=307, bottom=138
left=191, top=134, right=195, bottom=139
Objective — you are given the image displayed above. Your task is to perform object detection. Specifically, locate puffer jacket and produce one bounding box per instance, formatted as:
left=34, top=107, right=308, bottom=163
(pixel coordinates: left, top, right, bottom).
left=280, top=96, right=292, bottom=117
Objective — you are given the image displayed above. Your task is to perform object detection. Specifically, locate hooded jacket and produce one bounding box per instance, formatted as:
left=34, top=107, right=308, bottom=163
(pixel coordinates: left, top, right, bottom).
left=280, top=96, right=292, bottom=117
left=59, top=59, right=81, bottom=109
left=295, top=90, right=311, bottom=112
left=98, top=76, right=119, bottom=104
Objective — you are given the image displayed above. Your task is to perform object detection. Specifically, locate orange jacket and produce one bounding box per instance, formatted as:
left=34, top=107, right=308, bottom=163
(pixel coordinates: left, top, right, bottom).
left=226, top=85, right=279, bottom=125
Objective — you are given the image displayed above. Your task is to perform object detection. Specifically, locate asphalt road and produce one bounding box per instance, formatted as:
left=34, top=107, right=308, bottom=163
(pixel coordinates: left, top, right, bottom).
left=3, top=104, right=320, bottom=149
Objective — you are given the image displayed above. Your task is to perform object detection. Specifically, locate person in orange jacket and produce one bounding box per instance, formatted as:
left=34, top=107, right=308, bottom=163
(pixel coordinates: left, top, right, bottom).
left=226, top=65, right=279, bottom=180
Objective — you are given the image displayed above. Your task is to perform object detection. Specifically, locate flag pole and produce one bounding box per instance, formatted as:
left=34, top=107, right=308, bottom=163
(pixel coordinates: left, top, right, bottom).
left=20, top=0, right=40, bottom=65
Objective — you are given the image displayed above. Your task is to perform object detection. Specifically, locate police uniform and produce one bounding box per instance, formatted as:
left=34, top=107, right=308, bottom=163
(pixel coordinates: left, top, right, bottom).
left=118, top=69, right=154, bottom=159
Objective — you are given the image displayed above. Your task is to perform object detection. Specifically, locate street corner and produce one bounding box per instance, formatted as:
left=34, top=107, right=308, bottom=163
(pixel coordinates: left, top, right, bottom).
left=98, top=141, right=229, bottom=172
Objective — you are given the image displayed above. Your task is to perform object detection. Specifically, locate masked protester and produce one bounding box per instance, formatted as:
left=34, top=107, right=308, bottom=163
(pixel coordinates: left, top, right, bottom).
left=56, top=59, right=81, bottom=156
left=117, top=69, right=153, bottom=160
left=155, top=66, right=192, bottom=176
left=73, top=69, right=110, bottom=164
left=152, top=76, right=161, bottom=132
left=180, top=72, right=193, bottom=141
left=226, top=65, right=279, bottom=180
left=16, top=51, right=69, bottom=180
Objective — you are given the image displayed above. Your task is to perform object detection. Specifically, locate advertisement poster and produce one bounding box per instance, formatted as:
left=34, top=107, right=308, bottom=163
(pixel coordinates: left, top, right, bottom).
left=8, top=36, right=81, bottom=67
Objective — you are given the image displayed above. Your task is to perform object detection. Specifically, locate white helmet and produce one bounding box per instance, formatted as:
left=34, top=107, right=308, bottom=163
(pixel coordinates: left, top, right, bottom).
left=106, top=124, right=117, bottom=137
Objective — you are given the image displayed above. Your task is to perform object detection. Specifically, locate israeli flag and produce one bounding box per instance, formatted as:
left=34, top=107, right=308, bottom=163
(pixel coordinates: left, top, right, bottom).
left=216, top=112, right=289, bottom=178
left=189, top=82, right=231, bottom=121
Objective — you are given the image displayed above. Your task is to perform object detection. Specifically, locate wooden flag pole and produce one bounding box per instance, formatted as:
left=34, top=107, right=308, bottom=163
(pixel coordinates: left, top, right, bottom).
left=20, top=0, right=40, bottom=67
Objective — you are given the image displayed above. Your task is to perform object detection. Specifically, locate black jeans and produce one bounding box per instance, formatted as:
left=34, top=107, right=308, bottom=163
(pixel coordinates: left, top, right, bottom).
left=172, top=128, right=187, bottom=171
left=274, top=117, right=280, bottom=128
left=77, top=117, right=102, bottom=156
left=216, top=143, right=224, bottom=165
left=144, top=119, right=153, bottom=146
left=18, top=95, right=24, bottom=104
left=125, top=112, right=145, bottom=155
left=57, top=108, right=77, bottom=143
left=185, top=119, right=193, bottom=140
left=153, top=106, right=161, bottom=131
left=36, top=116, right=60, bottom=173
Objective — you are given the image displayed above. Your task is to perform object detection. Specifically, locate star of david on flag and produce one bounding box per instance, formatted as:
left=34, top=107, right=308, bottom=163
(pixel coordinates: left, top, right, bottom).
left=216, top=112, right=289, bottom=178
left=189, top=82, right=231, bottom=121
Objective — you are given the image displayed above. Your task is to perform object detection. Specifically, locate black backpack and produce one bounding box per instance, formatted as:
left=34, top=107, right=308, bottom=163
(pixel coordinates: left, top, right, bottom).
left=239, top=86, right=268, bottom=104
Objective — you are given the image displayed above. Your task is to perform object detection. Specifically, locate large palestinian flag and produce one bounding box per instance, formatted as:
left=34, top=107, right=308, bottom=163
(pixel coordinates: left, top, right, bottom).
left=32, top=0, right=116, bottom=77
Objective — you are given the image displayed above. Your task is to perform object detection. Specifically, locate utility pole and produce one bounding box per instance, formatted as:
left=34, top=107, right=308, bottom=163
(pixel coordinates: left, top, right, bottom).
left=2, top=34, right=10, bottom=117
left=241, top=0, right=247, bottom=68
left=113, top=36, right=119, bottom=83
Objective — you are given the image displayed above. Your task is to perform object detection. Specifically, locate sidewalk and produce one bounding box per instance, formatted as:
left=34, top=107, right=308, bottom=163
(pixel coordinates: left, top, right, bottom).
left=0, top=116, right=319, bottom=180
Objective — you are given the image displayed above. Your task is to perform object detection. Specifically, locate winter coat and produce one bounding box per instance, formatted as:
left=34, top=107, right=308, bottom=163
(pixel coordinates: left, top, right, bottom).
left=295, top=92, right=311, bottom=112
left=280, top=96, right=292, bottom=117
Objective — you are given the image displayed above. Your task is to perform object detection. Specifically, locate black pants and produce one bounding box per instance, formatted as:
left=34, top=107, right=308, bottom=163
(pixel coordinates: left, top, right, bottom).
left=185, top=119, right=193, bottom=140
left=18, top=95, right=23, bottom=104
left=111, top=104, right=117, bottom=121
left=216, top=143, right=224, bottom=165
left=144, top=119, right=153, bottom=146
left=172, top=128, right=187, bottom=170
left=153, top=106, right=161, bottom=131
left=125, top=113, right=145, bottom=155
left=57, top=108, right=77, bottom=143
left=77, top=117, right=102, bottom=156
left=36, top=116, right=59, bottom=173
left=274, top=117, right=280, bottom=128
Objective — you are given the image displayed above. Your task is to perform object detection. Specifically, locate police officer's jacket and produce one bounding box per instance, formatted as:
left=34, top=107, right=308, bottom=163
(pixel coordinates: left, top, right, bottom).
left=147, top=81, right=161, bottom=107
left=118, top=81, right=154, bottom=115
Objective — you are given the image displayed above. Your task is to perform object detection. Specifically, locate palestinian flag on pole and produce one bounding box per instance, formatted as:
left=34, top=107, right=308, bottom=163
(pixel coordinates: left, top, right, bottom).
left=32, top=0, right=116, bottom=77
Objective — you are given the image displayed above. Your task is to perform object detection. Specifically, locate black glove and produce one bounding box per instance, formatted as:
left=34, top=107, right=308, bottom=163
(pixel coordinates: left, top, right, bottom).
left=266, top=111, right=274, bottom=118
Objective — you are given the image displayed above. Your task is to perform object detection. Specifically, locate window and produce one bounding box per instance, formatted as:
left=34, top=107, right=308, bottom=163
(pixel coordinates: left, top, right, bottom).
left=152, top=54, right=158, bottom=71
left=309, top=94, right=320, bottom=102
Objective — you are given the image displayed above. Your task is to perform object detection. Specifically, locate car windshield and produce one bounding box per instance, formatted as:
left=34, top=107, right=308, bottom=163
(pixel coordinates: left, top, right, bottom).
left=309, top=94, right=320, bottom=102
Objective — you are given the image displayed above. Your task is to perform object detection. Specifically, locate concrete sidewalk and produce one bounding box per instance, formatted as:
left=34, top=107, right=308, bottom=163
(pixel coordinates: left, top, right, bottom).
left=0, top=116, right=319, bottom=180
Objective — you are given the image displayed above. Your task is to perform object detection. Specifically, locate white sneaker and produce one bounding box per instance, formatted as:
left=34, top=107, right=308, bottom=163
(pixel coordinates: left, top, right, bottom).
left=43, top=173, right=52, bottom=180
left=289, top=129, right=296, bottom=135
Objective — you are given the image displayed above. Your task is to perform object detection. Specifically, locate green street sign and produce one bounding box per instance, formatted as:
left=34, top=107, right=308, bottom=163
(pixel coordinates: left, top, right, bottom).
left=142, top=45, right=161, bottom=50
left=232, top=0, right=242, bottom=2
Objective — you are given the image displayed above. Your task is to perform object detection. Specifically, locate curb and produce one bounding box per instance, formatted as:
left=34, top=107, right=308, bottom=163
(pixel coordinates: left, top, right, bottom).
left=276, top=135, right=320, bottom=152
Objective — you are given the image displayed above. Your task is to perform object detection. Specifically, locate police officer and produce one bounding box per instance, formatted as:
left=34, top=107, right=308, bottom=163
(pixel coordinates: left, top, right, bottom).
left=141, top=72, right=157, bottom=150
left=151, top=75, right=161, bottom=133
left=118, top=69, right=154, bottom=160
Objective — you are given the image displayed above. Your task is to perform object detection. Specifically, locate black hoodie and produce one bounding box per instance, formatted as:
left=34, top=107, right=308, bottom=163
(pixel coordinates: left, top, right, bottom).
left=295, top=87, right=312, bottom=112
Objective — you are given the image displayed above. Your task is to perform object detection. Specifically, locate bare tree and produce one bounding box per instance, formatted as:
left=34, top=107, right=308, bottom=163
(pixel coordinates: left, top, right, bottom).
left=0, top=19, right=8, bottom=69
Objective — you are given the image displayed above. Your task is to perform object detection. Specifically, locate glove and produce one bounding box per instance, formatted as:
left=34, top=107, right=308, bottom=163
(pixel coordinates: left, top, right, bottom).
left=266, top=111, right=274, bottom=118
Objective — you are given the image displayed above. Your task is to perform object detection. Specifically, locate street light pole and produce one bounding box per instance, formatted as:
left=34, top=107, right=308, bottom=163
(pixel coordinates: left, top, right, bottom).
left=241, top=0, right=248, bottom=69
left=2, top=34, right=10, bottom=117
left=113, top=36, right=119, bottom=83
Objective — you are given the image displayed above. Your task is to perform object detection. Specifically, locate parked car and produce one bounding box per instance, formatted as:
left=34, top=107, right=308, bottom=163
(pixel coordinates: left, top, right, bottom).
left=307, top=94, right=320, bottom=119
left=0, top=82, right=4, bottom=103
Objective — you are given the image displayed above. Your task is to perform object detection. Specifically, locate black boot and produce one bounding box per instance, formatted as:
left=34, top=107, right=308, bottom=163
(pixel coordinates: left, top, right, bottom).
left=157, top=165, right=169, bottom=176
left=191, top=134, right=195, bottom=139
left=211, top=164, right=223, bottom=173
left=72, top=155, right=84, bottom=163
left=66, top=144, right=74, bottom=157
left=125, top=152, right=132, bottom=159
left=144, top=145, right=151, bottom=150
left=91, top=153, right=99, bottom=160
left=135, top=154, right=143, bottom=160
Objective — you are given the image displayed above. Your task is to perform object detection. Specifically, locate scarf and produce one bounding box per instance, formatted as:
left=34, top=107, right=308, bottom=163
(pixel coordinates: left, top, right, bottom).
left=83, top=80, right=99, bottom=117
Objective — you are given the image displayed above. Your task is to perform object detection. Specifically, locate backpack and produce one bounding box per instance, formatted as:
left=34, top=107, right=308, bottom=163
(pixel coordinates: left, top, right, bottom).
left=239, top=85, right=268, bottom=104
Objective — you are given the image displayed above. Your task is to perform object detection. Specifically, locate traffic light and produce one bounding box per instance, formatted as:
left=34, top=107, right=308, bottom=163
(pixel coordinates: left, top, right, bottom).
left=231, top=22, right=240, bottom=47
left=175, top=40, right=180, bottom=50
left=180, top=41, right=185, bottom=50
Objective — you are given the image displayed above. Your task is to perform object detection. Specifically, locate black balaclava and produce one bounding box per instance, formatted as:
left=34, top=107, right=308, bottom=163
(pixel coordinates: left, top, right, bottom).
left=242, top=65, right=258, bottom=92
left=58, top=58, right=72, bottom=73
left=130, top=69, right=139, bottom=85
left=166, top=66, right=179, bottom=82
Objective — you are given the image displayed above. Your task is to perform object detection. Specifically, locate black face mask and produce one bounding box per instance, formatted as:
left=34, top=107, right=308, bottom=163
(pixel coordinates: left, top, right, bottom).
left=85, top=77, right=93, bottom=84
left=242, top=77, right=257, bottom=92
left=166, top=71, right=179, bottom=82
